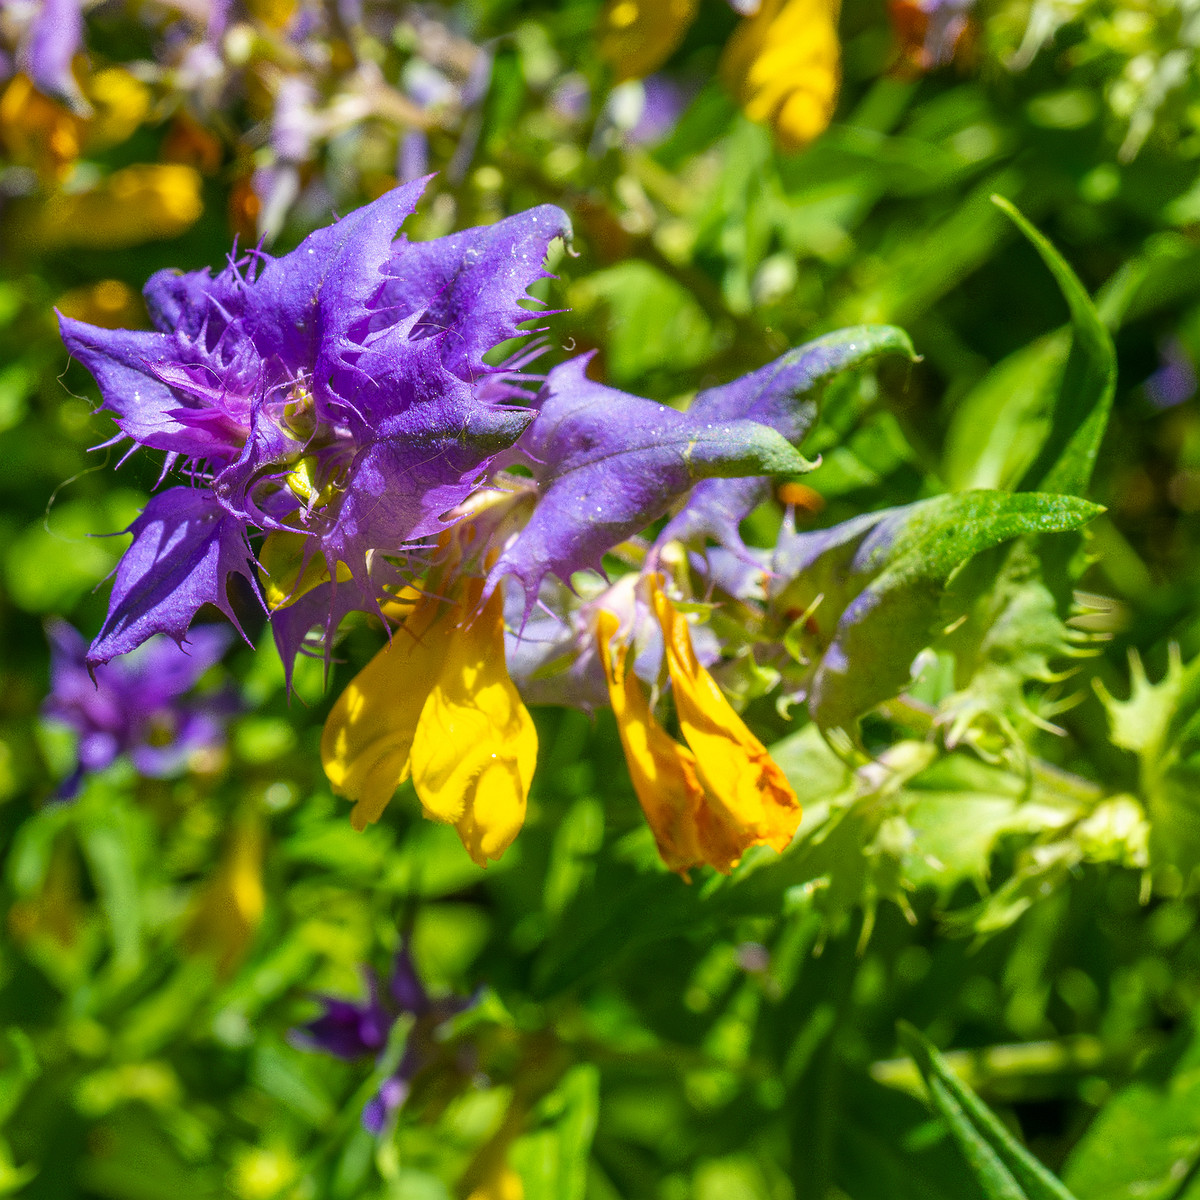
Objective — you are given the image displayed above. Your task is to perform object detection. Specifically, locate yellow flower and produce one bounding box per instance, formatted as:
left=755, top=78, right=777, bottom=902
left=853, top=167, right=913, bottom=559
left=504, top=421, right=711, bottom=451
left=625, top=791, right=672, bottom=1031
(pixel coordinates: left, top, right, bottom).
left=322, top=580, right=537, bottom=866
left=720, top=0, right=842, bottom=151
left=598, top=0, right=700, bottom=83
left=466, top=1165, right=524, bottom=1200
left=185, top=815, right=265, bottom=976
left=0, top=67, right=149, bottom=181
left=597, top=581, right=801, bottom=875
left=33, top=164, right=204, bottom=249
left=0, top=74, right=84, bottom=180
left=55, top=279, right=145, bottom=330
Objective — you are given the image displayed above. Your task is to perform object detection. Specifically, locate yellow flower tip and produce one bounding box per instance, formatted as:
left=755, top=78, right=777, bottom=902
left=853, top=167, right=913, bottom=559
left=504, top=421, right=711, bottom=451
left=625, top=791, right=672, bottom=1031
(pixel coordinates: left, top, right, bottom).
left=597, top=0, right=699, bottom=82
left=597, top=609, right=708, bottom=877
left=410, top=586, right=536, bottom=866
left=323, top=583, right=535, bottom=864
left=720, top=0, right=841, bottom=152
left=650, top=581, right=802, bottom=860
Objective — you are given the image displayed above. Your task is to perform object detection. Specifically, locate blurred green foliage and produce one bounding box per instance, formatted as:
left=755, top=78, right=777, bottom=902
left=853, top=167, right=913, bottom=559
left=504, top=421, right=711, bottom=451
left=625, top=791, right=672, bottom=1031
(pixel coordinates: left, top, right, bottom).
left=9, top=0, right=1200, bottom=1197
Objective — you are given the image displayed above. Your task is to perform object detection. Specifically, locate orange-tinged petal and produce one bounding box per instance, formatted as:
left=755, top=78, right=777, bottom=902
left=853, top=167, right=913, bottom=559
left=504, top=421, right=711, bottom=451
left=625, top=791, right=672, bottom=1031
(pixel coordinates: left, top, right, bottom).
left=598, top=0, right=699, bottom=83
left=652, top=582, right=801, bottom=865
left=321, top=596, right=447, bottom=830
left=597, top=610, right=710, bottom=875
left=409, top=582, right=537, bottom=866
left=720, top=0, right=841, bottom=152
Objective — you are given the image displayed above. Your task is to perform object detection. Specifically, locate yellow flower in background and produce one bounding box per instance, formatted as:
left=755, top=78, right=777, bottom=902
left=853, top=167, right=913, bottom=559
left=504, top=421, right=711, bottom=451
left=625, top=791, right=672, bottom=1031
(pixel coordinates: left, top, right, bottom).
left=55, top=279, right=145, bottom=330
left=596, top=0, right=841, bottom=151
left=84, top=68, right=152, bottom=150
left=598, top=0, right=700, bottom=83
left=185, top=815, right=265, bottom=977
left=721, top=0, right=842, bottom=151
left=0, top=74, right=84, bottom=179
left=7, top=835, right=84, bottom=949
left=322, top=579, right=537, bottom=867
left=33, top=163, right=203, bottom=249
left=0, top=67, right=149, bottom=181
left=597, top=582, right=802, bottom=875
left=466, top=1164, right=525, bottom=1200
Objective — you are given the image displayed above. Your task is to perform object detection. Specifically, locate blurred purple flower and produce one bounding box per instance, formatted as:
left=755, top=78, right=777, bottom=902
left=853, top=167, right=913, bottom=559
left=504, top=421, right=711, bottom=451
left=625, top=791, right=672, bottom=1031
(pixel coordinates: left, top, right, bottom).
left=1146, top=338, right=1197, bottom=410
left=913, top=0, right=976, bottom=67
left=629, top=75, right=691, bottom=145
left=397, top=129, right=429, bottom=183
left=294, top=942, right=472, bottom=1134
left=20, top=0, right=87, bottom=112
left=550, top=74, right=590, bottom=123
left=597, top=76, right=692, bottom=150
left=42, top=620, right=234, bottom=799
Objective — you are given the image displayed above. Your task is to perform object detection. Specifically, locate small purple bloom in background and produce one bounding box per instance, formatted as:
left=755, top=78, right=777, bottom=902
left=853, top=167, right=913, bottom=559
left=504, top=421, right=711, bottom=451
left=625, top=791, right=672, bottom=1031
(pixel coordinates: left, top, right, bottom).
left=550, top=74, right=590, bottom=123
left=294, top=942, right=473, bottom=1134
left=1146, top=338, right=1197, bottom=410
left=596, top=76, right=692, bottom=150
left=42, top=621, right=234, bottom=799
left=20, top=0, right=88, bottom=112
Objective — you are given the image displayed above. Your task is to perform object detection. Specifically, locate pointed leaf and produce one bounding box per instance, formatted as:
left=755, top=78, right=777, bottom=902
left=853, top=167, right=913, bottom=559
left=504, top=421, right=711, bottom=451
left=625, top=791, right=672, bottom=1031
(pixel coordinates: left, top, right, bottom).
left=490, top=355, right=816, bottom=608
left=659, top=325, right=915, bottom=551
left=899, top=1023, right=1080, bottom=1200
left=994, top=197, right=1117, bottom=497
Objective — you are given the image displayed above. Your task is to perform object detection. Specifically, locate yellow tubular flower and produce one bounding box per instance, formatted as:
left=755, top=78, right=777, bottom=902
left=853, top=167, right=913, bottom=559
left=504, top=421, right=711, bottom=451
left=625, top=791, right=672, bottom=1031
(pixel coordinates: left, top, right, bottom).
left=321, top=596, right=448, bottom=830
left=597, top=610, right=709, bottom=874
left=720, top=0, right=842, bottom=152
left=651, top=582, right=802, bottom=861
left=598, top=0, right=700, bottom=83
left=322, top=581, right=536, bottom=866
left=410, top=581, right=537, bottom=867
left=184, top=815, right=265, bottom=977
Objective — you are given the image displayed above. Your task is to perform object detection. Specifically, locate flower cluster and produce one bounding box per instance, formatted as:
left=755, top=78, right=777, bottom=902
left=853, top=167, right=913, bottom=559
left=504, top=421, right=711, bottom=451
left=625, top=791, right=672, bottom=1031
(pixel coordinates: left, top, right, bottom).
left=62, top=184, right=911, bottom=874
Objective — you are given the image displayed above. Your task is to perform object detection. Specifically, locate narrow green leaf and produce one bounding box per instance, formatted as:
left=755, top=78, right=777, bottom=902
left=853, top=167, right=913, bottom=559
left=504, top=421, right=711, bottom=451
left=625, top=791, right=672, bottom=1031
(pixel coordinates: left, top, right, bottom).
left=899, top=1023, right=1080, bottom=1200
left=992, top=196, right=1117, bottom=497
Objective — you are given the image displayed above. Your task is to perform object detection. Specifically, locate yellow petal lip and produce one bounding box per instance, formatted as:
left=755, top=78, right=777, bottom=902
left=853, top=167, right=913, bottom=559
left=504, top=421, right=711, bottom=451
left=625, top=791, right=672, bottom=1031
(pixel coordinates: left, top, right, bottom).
left=598, top=586, right=801, bottom=877
left=321, top=579, right=536, bottom=865
left=652, top=580, right=801, bottom=861
left=409, top=580, right=537, bottom=866
left=597, top=609, right=708, bottom=876
left=320, top=594, right=447, bottom=830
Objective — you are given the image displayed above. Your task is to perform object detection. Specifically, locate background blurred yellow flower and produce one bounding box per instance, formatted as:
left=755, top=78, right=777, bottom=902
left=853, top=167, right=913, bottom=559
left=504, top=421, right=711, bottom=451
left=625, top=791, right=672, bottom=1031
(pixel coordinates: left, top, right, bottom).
left=721, top=0, right=841, bottom=151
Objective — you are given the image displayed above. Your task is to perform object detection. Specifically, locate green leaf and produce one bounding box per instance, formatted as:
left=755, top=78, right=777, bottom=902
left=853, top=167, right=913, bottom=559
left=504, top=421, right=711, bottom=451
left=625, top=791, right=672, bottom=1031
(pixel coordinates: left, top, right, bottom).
left=511, top=1065, right=600, bottom=1200
left=992, top=196, right=1117, bottom=497
left=777, top=491, right=1103, bottom=731
left=1062, top=1036, right=1200, bottom=1200
left=899, top=1024, right=1080, bottom=1200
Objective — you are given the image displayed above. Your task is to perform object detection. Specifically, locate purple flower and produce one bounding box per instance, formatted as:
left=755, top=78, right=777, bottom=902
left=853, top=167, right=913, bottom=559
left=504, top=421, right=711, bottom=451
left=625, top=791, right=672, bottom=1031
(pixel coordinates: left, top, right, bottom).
left=42, top=620, right=234, bottom=799
left=20, top=0, right=88, bottom=113
left=59, top=182, right=571, bottom=672
left=294, top=943, right=472, bottom=1134
left=1145, top=339, right=1196, bottom=410
left=488, top=327, right=914, bottom=618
